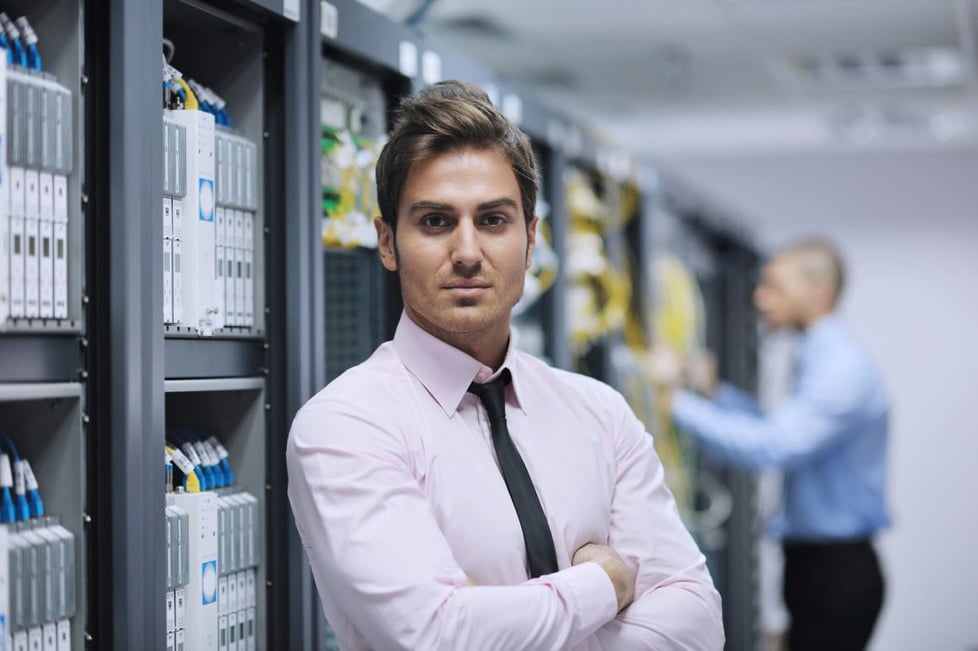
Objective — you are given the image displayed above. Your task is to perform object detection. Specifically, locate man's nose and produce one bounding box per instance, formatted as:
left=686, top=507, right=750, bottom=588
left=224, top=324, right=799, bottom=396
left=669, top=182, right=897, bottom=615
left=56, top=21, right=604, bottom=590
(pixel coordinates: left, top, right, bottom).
left=451, top=219, right=482, bottom=268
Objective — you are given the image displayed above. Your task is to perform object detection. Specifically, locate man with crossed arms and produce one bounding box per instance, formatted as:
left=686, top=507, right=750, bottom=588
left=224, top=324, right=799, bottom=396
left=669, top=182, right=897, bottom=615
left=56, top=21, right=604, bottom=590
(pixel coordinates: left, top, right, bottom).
left=288, top=81, right=723, bottom=650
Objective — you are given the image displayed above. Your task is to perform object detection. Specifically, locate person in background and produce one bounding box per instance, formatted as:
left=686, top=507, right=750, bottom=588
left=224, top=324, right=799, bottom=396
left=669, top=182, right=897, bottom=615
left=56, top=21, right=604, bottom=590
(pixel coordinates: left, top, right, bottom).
left=657, top=239, right=889, bottom=651
left=287, top=80, right=724, bottom=650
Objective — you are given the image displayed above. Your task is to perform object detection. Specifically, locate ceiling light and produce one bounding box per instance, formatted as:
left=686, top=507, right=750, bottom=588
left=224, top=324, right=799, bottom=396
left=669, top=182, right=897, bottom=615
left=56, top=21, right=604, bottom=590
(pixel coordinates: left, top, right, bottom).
left=772, top=46, right=966, bottom=90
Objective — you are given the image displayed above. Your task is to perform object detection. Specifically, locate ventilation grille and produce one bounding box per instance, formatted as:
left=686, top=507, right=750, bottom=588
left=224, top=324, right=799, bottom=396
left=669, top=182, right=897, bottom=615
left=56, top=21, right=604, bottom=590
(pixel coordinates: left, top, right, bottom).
left=324, top=248, right=386, bottom=383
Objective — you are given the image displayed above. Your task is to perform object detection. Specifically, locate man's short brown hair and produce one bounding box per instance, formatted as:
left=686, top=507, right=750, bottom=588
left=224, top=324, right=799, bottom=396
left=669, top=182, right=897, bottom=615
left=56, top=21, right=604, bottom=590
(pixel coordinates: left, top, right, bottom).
left=375, top=81, right=538, bottom=234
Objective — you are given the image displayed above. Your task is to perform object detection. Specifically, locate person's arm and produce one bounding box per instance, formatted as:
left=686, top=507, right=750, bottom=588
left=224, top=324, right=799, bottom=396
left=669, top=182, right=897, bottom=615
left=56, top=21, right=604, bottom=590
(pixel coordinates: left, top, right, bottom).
left=672, top=354, right=876, bottom=470
left=594, top=389, right=725, bottom=650
left=685, top=348, right=760, bottom=415
left=713, top=382, right=762, bottom=415
left=287, top=397, right=618, bottom=651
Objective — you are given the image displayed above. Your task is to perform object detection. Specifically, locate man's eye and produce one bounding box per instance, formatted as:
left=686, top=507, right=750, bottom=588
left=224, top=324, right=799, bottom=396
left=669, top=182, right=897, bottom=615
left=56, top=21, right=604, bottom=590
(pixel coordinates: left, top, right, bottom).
left=483, top=214, right=506, bottom=226
left=422, top=215, right=449, bottom=228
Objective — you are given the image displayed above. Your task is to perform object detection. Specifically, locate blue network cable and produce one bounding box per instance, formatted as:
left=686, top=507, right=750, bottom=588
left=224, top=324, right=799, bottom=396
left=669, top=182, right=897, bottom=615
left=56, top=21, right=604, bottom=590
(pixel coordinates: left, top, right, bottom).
left=194, top=434, right=225, bottom=488
left=0, top=435, right=31, bottom=521
left=0, top=454, right=16, bottom=523
left=183, top=427, right=229, bottom=489
left=167, top=427, right=237, bottom=490
left=27, top=42, right=39, bottom=70
left=167, top=427, right=212, bottom=490
left=0, top=434, right=44, bottom=518
left=192, top=440, right=217, bottom=489
left=194, top=432, right=227, bottom=488
left=22, top=459, right=43, bottom=518
left=15, top=17, right=40, bottom=71
left=207, top=436, right=235, bottom=487
left=0, top=14, right=27, bottom=68
left=0, top=31, right=10, bottom=63
left=198, top=439, right=225, bottom=488
left=188, top=79, right=232, bottom=127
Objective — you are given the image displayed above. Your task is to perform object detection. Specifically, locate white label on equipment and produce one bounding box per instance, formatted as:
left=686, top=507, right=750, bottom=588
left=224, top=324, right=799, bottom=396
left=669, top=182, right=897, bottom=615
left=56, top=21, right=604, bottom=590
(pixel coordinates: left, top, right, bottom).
left=422, top=51, right=442, bottom=85
left=482, top=83, right=500, bottom=108
left=320, top=1, right=338, bottom=39
left=502, top=94, right=523, bottom=126
left=283, top=0, right=300, bottom=21
left=399, top=41, right=418, bottom=78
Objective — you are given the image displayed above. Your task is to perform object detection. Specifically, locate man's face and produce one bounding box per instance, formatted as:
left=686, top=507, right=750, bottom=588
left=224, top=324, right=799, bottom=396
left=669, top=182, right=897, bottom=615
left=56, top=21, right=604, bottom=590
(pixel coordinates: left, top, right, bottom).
left=375, top=147, right=536, bottom=350
left=753, top=255, right=809, bottom=330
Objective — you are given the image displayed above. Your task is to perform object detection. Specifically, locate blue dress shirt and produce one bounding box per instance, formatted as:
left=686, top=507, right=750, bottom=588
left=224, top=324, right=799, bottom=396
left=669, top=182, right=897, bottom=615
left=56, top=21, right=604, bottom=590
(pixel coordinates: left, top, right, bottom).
left=672, top=315, right=890, bottom=541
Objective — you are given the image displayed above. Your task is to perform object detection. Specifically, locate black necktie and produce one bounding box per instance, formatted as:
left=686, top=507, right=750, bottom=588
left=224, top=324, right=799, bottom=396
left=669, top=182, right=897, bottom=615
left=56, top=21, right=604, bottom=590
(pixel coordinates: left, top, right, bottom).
left=468, top=369, right=558, bottom=578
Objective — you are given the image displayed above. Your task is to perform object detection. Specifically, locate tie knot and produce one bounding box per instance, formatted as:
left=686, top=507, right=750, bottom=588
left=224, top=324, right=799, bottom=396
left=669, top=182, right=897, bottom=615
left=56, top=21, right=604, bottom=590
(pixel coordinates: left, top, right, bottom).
left=468, top=368, right=512, bottom=421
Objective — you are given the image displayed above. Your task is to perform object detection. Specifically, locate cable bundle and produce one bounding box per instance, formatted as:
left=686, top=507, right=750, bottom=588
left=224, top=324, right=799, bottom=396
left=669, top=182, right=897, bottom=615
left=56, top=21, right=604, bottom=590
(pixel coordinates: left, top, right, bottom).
left=162, top=55, right=196, bottom=110
left=187, top=78, right=232, bottom=127
left=0, top=433, right=44, bottom=523
left=0, top=13, right=42, bottom=71
left=162, top=41, right=232, bottom=126
left=165, top=427, right=235, bottom=493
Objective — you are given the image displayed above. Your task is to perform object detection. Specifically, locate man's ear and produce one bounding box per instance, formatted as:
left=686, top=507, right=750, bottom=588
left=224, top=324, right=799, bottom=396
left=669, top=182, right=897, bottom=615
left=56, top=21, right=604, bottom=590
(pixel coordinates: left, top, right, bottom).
left=525, top=216, right=539, bottom=270
left=815, top=281, right=836, bottom=313
left=375, top=217, right=397, bottom=271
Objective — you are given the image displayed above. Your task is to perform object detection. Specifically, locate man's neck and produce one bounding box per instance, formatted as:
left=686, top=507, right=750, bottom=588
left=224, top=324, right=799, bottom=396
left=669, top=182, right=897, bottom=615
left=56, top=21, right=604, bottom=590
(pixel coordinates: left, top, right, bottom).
left=404, top=310, right=510, bottom=370
left=800, top=310, right=834, bottom=331
left=451, top=334, right=509, bottom=371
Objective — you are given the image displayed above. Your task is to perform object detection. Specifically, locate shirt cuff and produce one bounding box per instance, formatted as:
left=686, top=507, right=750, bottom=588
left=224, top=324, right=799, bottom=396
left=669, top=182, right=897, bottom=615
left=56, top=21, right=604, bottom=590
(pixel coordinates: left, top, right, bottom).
left=547, top=562, right=618, bottom=634
left=714, top=383, right=740, bottom=406
left=671, top=389, right=702, bottom=428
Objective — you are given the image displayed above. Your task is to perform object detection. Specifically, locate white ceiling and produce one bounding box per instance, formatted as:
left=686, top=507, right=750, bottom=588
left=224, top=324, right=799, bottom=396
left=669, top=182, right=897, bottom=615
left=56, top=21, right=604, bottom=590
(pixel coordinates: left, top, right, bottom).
left=659, top=144, right=978, bottom=246
left=360, top=0, right=978, bottom=237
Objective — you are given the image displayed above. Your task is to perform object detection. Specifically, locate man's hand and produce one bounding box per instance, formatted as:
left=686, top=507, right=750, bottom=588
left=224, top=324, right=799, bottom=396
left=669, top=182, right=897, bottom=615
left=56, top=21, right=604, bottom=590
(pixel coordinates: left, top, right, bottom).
left=686, top=348, right=718, bottom=397
left=572, top=543, right=637, bottom=613
left=646, top=345, right=684, bottom=391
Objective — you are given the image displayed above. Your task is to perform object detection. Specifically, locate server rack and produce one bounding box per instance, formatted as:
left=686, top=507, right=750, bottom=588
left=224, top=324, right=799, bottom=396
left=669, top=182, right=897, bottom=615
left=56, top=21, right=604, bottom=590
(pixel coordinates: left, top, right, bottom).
left=501, top=88, right=575, bottom=370
left=319, top=54, right=398, bottom=384
left=87, top=0, right=304, bottom=648
left=562, top=158, right=639, bottom=382
left=0, top=1, right=88, bottom=649
left=668, top=210, right=762, bottom=651
left=158, top=3, right=279, bottom=647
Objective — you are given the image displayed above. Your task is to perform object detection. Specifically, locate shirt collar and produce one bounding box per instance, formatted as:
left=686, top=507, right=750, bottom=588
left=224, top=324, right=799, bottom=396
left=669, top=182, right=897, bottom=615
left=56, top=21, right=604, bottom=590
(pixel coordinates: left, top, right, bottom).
left=392, top=312, right=526, bottom=417
left=798, top=313, right=842, bottom=365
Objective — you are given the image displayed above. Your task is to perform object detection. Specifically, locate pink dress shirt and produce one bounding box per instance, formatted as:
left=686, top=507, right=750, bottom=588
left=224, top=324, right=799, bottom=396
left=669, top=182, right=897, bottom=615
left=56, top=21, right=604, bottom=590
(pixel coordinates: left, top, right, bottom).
left=287, top=313, right=724, bottom=650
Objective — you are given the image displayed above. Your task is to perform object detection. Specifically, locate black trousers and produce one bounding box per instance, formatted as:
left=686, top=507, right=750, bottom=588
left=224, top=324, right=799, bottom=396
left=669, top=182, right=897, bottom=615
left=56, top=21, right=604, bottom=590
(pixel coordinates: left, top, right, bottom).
left=782, top=539, right=884, bottom=651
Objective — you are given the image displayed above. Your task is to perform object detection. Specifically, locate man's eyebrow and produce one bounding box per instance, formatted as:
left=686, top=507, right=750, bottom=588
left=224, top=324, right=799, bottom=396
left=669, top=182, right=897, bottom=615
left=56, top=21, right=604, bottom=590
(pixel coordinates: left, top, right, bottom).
left=477, top=198, right=519, bottom=211
left=406, top=198, right=520, bottom=213
left=407, top=200, right=454, bottom=214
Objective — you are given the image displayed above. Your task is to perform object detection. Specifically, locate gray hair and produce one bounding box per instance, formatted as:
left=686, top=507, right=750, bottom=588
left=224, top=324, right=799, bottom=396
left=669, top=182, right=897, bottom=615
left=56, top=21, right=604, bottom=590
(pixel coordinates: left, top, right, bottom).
left=782, top=238, right=846, bottom=306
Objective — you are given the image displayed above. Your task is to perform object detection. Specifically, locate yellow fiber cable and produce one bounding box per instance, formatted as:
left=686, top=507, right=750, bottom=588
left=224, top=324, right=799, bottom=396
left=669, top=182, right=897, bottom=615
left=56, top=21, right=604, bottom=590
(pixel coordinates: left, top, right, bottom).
left=184, top=468, right=200, bottom=493
left=651, top=255, right=706, bottom=355
left=635, top=252, right=708, bottom=521
left=176, top=77, right=199, bottom=110
left=533, top=219, right=558, bottom=295
left=165, top=445, right=201, bottom=493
